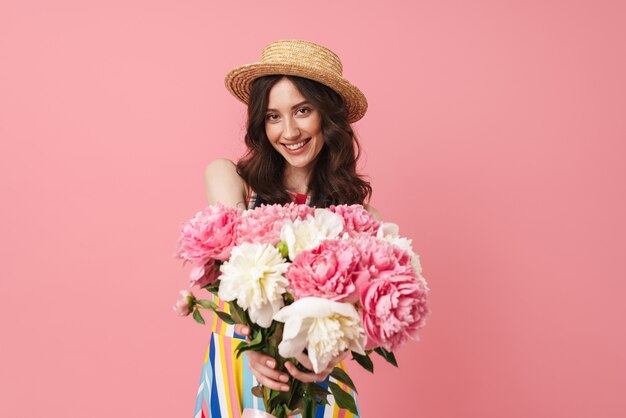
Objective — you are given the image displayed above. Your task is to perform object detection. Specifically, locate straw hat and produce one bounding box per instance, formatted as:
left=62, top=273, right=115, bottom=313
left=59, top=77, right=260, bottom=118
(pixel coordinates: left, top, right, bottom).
left=224, top=40, right=368, bottom=123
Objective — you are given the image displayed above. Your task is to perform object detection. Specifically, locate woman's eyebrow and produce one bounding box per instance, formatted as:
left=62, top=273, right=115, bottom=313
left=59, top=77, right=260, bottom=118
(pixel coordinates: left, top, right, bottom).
left=266, top=101, right=310, bottom=112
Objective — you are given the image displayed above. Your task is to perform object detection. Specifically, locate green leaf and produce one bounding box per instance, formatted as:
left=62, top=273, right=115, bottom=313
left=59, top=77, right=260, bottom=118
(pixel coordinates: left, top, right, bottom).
left=234, top=344, right=257, bottom=357
left=327, top=381, right=358, bottom=415
left=195, top=299, right=218, bottom=310
left=234, top=341, right=249, bottom=358
left=268, top=388, right=281, bottom=403
left=203, top=280, right=220, bottom=294
left=374, top=347, right=399, bottom=367
left=330, top=367, right=358, bottom=393
left=305, top=382, right=331, bottom=403
left=351, top=351, right=374, bottom=373
left=235, top=329, right=265, bottom=357
left=318, top=397, right=330, bottom=406
left=228, top=302, right=246, bottom=325
left=192, top=309, right=205, bottom=325
left=272, top=404, right=286, bottom=418
left=214, top=311, right=235, bottom=325
left=249, top=329, right=263, bottom=346
left=306, top=382, right=331, bottom=396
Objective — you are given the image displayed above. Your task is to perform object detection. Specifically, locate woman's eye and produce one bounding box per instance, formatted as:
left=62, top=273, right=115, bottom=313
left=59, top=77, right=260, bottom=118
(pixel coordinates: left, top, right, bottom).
left=297, top=107, right=311, bottom=115
left=266, top=114, right=279, bottom=121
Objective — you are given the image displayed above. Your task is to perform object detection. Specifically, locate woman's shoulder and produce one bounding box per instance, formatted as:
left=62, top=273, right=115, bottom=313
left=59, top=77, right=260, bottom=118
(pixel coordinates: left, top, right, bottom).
left=363, top=203, right=382, bottom=221
left=204, top=158, right=249, bottom=209
left=205, top=157, right=237, bottom=171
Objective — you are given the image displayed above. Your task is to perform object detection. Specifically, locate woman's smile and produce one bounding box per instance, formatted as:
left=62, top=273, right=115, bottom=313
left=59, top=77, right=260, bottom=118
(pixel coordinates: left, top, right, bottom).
left=282, top=137, right=312, bottom=153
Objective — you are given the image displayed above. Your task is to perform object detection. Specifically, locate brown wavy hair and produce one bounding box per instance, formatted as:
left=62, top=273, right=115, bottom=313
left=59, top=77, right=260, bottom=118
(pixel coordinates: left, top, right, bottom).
left=236, top=75, right=372, bottom=208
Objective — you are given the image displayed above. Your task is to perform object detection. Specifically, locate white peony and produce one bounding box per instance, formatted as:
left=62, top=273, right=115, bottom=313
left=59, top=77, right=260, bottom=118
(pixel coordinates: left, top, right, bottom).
left=218, top=243, right=290, bottom=327
left=280, top=209, right=344, bottom=259
left=376, top=222, right=429, bottom=291
left=273, top=297, right=366, bottom=374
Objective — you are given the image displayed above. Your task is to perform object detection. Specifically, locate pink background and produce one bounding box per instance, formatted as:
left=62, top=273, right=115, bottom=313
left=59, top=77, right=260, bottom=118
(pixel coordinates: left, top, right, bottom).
left=1, top=1, right=625, bottom=417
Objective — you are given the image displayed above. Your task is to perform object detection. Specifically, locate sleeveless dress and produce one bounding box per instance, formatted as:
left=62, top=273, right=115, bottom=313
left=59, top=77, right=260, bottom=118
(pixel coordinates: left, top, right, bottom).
left=193, top=188, right=361, bottom=418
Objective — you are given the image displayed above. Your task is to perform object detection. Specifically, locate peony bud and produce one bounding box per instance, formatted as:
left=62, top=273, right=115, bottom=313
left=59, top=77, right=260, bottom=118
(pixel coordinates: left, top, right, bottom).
left=276, top=241, right=289, bottom=258
left=173, top=289, right=195, bottom=316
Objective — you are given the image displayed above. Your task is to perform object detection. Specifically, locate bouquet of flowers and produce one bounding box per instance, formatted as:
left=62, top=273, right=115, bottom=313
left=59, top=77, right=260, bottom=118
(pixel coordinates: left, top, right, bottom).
left=174, top=203, right=430, bottom=418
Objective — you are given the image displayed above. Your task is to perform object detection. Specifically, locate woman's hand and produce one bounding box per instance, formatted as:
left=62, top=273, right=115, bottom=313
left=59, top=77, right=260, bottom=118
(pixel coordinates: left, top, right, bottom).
left=234, top=323, right=349, bottom=389
left=234, top=324, right=291, bottom=392
left=284, top=350, right=349, bottom=384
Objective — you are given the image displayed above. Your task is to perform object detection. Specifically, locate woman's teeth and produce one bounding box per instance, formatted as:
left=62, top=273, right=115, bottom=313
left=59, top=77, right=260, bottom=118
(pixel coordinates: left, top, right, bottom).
left=284, top=138, right=310, bottom=150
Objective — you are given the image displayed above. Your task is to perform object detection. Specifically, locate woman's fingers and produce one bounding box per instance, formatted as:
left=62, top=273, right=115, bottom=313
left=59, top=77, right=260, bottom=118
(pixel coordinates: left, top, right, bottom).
left=236, top=326, right=289, bottom=392
left=294, top=352, right=314, bottom=371
left=249, top=368, right=290, bottom=392
left=328, top=350, right=350, bottom=368
left=284, top=361, right=328, bottom=383
left=286, top=350, right=350, bottom=383
left=246, top=351, right=290, bottom=392
left=234, top=323, right=250, bottom=337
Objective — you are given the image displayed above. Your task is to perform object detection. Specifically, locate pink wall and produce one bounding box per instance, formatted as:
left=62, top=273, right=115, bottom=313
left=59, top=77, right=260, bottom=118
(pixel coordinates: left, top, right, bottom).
left=1, top=1, right=625, bottom=417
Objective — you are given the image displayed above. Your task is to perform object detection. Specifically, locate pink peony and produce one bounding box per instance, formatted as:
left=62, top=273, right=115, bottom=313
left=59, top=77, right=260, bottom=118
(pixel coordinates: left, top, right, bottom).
left=189, top=258, right=221, bottom=288
left=173, top=289, right=195, bottom=316
left=279, top=202, right=316, bottom=220
left=353, top=235, right=414, bottom=281
left=236, top=203, right=315, bottom=246
left=328, top=204, right=380, bottom=237
left=360, top=274, right=429, bottom=351
left=286, top=240, right=365, bottom=302
left=176, top=204, right=242, bottom=263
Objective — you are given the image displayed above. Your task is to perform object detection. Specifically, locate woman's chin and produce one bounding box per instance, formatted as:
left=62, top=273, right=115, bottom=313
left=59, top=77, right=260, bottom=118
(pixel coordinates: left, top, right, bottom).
left=282, top=150, right=324, bottom=171
left=282, top=154, right=313, bottom=169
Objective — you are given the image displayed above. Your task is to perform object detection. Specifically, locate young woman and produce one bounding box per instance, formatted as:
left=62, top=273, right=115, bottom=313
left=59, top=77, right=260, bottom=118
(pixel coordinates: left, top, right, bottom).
left=195, top=40, right=380, bottom=418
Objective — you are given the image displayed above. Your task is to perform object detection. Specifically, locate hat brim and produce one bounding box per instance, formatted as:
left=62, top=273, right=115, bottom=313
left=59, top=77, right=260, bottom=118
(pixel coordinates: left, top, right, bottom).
left=225, top=62, right=368, bottom=124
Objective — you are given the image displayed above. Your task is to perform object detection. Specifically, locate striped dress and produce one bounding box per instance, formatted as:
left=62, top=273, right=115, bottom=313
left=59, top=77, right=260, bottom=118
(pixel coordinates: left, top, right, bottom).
left=193, top=188, right=361, bottom=418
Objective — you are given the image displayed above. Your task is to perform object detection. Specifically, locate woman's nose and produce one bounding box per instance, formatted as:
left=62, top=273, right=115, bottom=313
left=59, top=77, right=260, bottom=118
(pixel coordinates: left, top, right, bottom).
left=282, top=118, right=301, bottom=140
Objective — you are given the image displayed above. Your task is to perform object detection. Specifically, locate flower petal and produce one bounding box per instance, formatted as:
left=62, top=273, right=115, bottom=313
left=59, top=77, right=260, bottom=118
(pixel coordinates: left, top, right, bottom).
left=278, top=317, right=311, bottom=358
left=249, top=302, right=275, bottom=328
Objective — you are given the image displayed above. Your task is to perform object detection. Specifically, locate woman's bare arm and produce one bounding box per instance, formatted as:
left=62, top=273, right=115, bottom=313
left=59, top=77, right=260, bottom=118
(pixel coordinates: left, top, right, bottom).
left=204, top=158, right=247, bottom=209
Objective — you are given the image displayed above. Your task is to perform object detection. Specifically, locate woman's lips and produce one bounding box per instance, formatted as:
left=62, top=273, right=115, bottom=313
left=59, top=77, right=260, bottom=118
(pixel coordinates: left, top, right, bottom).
left=282, top=138, right=311, bottom=154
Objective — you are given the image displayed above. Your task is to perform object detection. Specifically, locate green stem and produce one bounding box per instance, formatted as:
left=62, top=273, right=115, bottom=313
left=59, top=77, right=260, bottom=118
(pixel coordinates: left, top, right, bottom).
left=286, top=377, right=300, bottom=411
left=262, top=386, right=272, bottom=413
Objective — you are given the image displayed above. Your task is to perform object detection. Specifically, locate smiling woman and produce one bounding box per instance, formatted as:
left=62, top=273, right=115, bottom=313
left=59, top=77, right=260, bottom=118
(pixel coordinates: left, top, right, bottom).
left=233, top=71, right=372, bottom=209
left=195, top=39, right=376, bottom=418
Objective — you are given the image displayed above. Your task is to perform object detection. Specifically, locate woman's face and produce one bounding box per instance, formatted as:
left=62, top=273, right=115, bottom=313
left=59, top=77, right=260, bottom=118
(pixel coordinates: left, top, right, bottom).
left=265, top=77, right=324, bottom=170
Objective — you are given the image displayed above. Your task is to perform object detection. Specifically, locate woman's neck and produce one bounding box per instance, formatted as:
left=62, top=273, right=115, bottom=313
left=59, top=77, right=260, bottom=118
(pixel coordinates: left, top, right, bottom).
left=283, top=165, right=311, bottom=195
